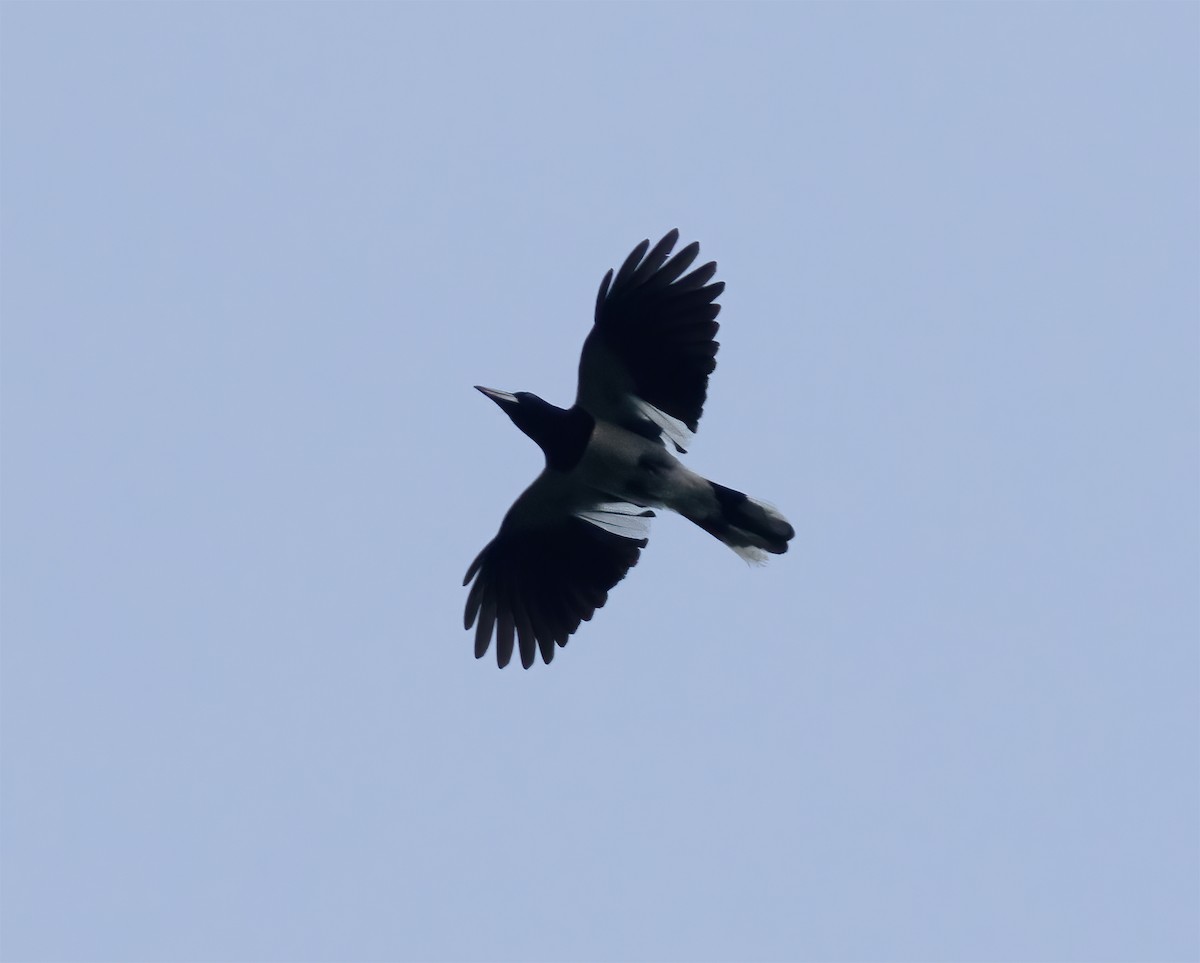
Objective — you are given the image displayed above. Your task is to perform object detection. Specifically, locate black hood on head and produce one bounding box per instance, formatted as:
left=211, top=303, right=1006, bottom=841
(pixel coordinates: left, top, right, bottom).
left=475, top=387, right=594, bottom=472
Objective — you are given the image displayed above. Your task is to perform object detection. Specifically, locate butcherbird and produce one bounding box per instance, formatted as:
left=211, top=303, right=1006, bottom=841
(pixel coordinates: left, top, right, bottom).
left=465, top=230, right=794, bottom=668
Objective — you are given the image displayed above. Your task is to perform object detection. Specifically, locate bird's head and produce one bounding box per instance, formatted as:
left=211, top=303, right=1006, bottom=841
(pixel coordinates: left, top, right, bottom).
left=474, top=386, right=593, bottom=469
left=475, top=386, right=556, bottom=440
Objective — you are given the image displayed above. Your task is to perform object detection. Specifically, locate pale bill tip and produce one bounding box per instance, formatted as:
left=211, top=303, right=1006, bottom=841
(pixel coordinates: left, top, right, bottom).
left=475, top=386, right=519, bottom=404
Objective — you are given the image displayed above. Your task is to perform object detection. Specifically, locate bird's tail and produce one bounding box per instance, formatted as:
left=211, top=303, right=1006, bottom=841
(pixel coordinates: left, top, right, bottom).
left=687, top=481, right=795, bottom=564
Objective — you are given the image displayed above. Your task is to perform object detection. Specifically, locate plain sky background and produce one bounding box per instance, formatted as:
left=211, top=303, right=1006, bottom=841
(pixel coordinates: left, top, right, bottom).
left=2, top=4, right=1197, bottom=962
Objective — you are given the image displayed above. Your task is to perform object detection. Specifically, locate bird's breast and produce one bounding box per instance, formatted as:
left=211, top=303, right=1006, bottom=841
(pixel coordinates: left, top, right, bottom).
left=573, top=422, right=685, bottom=506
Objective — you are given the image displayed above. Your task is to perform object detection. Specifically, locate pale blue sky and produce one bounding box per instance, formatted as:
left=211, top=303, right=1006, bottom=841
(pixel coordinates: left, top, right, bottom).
left=2, top=4, right=1197, bottom=962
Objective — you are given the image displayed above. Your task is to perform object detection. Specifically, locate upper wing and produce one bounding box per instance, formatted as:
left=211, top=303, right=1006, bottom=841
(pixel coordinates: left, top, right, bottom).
left=463, top=478, right=652, bottom=669
left=575, top=229, right=723, bottom=452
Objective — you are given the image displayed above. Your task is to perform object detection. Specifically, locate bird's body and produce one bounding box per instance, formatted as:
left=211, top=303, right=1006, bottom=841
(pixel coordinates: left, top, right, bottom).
left=465, top=230, right=794, bottom=668
left=502, top=415, right=716, bottom=534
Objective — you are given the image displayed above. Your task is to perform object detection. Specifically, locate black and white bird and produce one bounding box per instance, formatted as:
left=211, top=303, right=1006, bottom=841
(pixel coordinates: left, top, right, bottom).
left=464, top=230, right=794, bottom=668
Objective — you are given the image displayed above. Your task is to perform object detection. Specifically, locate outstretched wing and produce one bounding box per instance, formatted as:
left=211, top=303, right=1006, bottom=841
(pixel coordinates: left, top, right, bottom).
left=576, top=229, right=723, bottom=452
left=463, top=478, right=652, bottom=669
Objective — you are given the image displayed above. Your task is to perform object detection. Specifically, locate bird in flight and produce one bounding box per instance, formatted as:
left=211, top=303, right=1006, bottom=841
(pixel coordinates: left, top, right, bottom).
left=464, top=230, right=794, bottom=668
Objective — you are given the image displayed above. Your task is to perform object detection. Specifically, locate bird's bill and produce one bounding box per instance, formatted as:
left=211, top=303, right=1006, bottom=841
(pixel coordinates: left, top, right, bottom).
left=475, top=386, right=519, bottom=406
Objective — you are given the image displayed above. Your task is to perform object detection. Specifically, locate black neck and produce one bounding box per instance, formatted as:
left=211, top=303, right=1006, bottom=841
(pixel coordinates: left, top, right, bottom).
left=515, top=402, right=595, bottom=472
